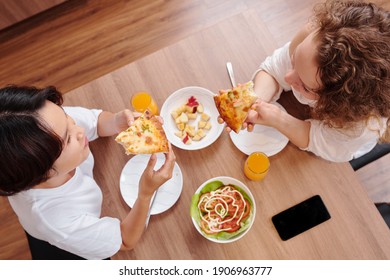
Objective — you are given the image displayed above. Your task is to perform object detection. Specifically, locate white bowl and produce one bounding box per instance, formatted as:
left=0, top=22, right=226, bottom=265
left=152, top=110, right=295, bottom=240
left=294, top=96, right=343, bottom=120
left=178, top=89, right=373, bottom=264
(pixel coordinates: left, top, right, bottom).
left=160, top=86, right=224, bottom=150
left=191, top=176, right=256, bottom=243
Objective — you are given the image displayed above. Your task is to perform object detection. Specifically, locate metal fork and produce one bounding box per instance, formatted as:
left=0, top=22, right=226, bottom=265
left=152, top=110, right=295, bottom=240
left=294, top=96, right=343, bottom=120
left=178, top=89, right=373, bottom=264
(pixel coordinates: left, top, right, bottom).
left=226, top=62, right=237, bottom=87
left=145, top=190, right=157, bottom=228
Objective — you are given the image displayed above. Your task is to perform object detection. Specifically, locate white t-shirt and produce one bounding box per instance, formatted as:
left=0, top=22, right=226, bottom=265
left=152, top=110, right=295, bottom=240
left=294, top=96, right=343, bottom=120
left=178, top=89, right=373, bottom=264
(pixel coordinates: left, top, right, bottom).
left=253, top=42, right=387, bottom=162
left=8, top=106, right=122, bottom=260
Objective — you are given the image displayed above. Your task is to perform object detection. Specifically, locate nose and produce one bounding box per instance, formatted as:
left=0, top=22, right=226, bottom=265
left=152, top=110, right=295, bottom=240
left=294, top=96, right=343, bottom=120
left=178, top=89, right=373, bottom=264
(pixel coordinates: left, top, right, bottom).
left=76, top=126, right=85, bottom=141
left=284, top=70, right=300, bottom=88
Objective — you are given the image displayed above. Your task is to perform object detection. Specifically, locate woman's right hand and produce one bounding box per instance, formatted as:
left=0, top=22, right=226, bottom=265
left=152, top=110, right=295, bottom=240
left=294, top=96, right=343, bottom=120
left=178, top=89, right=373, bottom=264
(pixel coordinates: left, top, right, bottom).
left=217, top=99, right=281, bottom=133
left=138, top=143, right=176, bottom=200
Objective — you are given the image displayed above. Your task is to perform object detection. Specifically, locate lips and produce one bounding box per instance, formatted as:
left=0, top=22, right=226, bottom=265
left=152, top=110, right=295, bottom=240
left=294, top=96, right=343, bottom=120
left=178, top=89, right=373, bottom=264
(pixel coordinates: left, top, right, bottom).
left=84, top=136, right=89, bottom=148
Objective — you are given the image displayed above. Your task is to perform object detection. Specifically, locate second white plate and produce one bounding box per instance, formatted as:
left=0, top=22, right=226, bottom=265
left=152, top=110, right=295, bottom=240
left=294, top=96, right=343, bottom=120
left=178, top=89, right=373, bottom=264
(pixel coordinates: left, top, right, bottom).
left=229, top=102, right=289, bottom=156
left=119, top=154, right=183, bottom=215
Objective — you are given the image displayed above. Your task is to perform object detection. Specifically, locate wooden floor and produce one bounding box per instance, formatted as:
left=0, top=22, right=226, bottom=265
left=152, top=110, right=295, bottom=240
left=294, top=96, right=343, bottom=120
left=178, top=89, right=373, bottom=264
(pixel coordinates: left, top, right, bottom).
left=1, top=0, right=389, bottom=260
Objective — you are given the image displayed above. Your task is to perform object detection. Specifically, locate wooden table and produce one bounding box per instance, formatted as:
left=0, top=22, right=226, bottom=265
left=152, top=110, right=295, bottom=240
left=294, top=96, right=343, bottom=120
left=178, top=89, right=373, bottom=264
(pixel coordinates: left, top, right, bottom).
left=64, top=11, right=390, bottom=260
left=0, top=0, right=67, bottom=30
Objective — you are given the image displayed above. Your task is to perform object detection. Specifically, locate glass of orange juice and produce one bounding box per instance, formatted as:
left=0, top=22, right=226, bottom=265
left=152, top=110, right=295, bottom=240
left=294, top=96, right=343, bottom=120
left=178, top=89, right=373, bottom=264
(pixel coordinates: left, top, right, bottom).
left=244, top=152, right=270, bottom=181
left=131, top=92, right=159, bottom=115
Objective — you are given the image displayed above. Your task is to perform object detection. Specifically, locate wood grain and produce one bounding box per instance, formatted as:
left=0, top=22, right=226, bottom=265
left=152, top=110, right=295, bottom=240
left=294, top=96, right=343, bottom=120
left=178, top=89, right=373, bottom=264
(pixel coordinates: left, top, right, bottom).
left=356, top=154, right=390, bottom=204
left=0, top=0, right=271, bottom=93
left=0, top=0, right=66, bottom=30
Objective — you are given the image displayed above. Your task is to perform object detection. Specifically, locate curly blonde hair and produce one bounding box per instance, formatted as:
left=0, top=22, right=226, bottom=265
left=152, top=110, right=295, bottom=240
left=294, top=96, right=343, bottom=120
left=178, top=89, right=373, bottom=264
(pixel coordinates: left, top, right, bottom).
left=311, top=0, right=390, bottom=141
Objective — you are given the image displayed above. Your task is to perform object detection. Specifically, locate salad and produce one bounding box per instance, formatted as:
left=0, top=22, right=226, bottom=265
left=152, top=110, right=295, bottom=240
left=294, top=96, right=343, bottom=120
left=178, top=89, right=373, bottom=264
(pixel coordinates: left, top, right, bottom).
left=190, top=180, right=254, bottom=240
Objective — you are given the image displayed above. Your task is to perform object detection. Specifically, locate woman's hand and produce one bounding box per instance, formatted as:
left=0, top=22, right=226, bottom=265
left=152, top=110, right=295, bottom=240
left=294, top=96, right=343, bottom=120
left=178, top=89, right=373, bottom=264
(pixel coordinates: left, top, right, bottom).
left=138, top=143, right=176, bottom=200
left=97, top=110, right=141, bottom=137
left=245, top=100, right=281, bottom=128
left=217, top=100, right=281, bottom=133
left=217, top=112, right=257, bottom=133
left=249, top=100, right=311, bottom=149
left=114, top=109, right=142, bottom=133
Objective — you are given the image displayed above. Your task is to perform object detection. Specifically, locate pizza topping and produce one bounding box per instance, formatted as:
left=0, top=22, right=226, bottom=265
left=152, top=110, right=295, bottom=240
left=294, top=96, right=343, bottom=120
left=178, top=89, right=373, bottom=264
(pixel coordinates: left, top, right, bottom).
left=233, top=100, right=244, bottom=107
left=145, top=136, right=152, bottom=144
left=141, top=124, right=151, bottom=133
left=171, top=96, right=211, bottom=144
left=115, top=111, right=169, bottom=154
left=197, top=185, right=250, bottom=234
left=214, top=81, right=258, bottom=133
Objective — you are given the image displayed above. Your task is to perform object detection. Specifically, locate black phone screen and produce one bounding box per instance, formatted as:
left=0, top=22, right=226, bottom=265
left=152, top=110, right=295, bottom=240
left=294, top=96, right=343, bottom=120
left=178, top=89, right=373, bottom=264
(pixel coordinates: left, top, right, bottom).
left=272, top=195, right=331, bottom=241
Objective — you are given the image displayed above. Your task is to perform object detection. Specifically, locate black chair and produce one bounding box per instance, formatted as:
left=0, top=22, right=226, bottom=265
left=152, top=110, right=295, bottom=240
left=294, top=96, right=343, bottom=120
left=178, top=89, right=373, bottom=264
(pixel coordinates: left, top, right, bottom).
left=350, top=142, right=390, bottom=229
left=25, top=231, right=86, bottom=260
left=349, top=142, right=390, bottom=171
left=376, top=204, right=390, bottom=229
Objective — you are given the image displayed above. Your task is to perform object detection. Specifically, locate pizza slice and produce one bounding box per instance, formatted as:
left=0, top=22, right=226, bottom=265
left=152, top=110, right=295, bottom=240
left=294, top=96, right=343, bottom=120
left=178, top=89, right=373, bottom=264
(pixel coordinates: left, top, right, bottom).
left=115, top=111, right=169, bottom=154
left=214, top=81, right=258, bottom=133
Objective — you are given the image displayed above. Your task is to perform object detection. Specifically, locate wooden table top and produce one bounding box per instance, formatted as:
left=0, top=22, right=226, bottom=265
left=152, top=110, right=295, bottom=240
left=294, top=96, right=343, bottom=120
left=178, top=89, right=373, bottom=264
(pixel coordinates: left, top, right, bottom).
left=64, top=12, right=390, bottom=260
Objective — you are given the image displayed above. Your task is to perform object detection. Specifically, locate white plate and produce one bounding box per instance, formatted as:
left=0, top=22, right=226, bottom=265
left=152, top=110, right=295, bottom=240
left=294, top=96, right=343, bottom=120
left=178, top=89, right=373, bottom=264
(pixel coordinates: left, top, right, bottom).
left=229, top=102, right=289, bottom=156
left=119, top=154, right=183, bottom=215
left=191, top=176, right=256, bottom=243
left=160, top=86, right=224, bottom=150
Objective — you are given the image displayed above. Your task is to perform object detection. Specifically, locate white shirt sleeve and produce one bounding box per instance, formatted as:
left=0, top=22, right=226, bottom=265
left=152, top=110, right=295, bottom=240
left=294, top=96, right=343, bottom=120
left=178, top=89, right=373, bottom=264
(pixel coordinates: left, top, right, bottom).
left=63, top=106, right=102, bottom=141
left=303, top=119, right=381, bottom=162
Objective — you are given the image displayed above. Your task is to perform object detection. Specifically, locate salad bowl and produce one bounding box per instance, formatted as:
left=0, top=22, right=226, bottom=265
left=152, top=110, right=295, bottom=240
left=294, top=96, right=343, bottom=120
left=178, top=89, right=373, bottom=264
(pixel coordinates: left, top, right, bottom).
left=190, top=176, right=256, bottom=243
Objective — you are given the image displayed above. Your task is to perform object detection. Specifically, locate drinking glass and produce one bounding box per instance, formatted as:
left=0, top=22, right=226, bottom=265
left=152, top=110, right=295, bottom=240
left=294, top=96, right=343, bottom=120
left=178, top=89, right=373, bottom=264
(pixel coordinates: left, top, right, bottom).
left=244, top=152, right=270, bottom=181
left=131, top=92, right=159, bottom=115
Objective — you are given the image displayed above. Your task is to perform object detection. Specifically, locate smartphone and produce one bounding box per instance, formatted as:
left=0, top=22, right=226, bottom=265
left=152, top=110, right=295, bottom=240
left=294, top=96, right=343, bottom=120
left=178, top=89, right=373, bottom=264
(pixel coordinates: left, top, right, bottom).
left=272, top=195, right=331, bottom=241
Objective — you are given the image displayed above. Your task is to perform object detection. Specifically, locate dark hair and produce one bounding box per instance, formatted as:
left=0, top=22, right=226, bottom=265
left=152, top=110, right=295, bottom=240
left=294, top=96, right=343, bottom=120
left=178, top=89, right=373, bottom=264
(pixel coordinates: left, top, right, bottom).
left=0, top=85, right=64, bottom=196
left=311, top=0, right=390, bottom=137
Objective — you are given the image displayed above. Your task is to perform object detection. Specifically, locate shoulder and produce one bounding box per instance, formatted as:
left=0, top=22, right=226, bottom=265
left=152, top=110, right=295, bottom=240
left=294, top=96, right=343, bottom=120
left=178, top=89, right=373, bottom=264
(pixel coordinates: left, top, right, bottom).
left=63, top=106, right=102, bottom=121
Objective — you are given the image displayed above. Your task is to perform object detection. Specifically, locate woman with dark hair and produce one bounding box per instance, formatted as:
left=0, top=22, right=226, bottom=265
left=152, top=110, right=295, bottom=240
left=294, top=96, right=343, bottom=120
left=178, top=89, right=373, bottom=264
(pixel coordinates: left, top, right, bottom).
left=0, top=85, right=176, bottom=259
left=222, top=0, right=390, bottom=162
left=0, top=86, right=64, bottom=195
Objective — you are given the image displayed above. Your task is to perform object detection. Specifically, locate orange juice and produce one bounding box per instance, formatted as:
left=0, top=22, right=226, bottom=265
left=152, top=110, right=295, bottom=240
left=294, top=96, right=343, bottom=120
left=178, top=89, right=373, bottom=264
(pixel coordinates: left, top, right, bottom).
left=131, top=92, right=159, bottom=115
left=244, top=152, right=270, bottom=181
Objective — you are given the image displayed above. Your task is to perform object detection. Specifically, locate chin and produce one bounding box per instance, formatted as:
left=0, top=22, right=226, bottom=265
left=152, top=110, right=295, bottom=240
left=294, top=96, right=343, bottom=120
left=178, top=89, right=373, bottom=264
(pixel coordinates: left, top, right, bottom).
left=81, top=149, right=91, bottom=162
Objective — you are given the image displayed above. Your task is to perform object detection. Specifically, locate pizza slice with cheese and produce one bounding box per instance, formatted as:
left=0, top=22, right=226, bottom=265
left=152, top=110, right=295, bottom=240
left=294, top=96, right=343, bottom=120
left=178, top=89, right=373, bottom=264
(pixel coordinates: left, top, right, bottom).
left=214, top=81, right=258, bottom=133
left=115, top=111, right=169, bottom=154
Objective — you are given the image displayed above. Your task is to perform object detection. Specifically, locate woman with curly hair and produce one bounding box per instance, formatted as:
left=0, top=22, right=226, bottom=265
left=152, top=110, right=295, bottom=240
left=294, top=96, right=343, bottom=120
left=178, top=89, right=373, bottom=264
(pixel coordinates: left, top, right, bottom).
left=235, top=0, right=390, bottom=162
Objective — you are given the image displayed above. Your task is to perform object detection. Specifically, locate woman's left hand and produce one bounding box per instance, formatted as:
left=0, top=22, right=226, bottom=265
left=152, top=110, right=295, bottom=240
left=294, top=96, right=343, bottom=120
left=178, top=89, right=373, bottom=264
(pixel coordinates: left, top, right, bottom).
left=114, top=109, right=142, bottom=133
left=244, top=100, right=281, bottom=130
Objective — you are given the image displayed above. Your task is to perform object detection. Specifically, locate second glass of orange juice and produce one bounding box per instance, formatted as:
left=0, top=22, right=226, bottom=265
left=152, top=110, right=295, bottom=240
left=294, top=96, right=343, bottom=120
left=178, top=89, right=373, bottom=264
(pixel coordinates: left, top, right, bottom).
left=131, top=92, right=159, bottom=115
left=244, top=152, right=270, bottom=181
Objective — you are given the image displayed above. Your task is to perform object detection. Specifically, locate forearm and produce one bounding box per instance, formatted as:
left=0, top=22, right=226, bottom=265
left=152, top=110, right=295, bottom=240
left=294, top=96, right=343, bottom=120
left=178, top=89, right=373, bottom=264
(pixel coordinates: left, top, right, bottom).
left=118, top=149, right=175, bottom=250
left=253, top=70, right=280, bottom=102
left=119, top=196, right=152, bottom=250
left=97, top=111, right=119, bottom=137
left=273, top=110, right=311, bottom=149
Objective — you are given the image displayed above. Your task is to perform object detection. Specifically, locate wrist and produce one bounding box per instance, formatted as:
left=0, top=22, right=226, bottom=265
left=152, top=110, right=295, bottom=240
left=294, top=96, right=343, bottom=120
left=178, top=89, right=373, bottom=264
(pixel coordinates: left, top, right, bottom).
left=137, top=187, right=155, bottom=202
left=272, top=110, right=311, bottom=148
left=136, top=193, right=152, bottom=204
left=263, top=104, right=284, bottom=128
left=97, top=111, right=119, bottom=137
left=113, top=113, right=122, bottom=134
